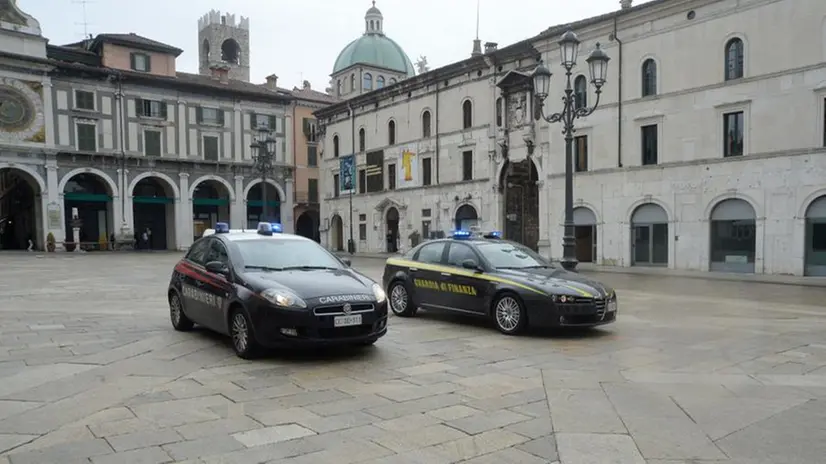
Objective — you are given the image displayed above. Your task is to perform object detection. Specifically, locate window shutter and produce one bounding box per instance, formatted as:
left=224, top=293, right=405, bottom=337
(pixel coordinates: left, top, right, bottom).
left=302, top=118, right=310, bottom=136
left=160, top=102, right=168, bottom=119
left=145, top=55, right=151, bottom=72
left=135, top=98, right=144, bottom=116
left=250, top=113, right=257, bottom=129
left=130, top=53, right=136, bottom=70
left=268, top=115, right=277, bottom=131
left=217, top=109, right=225, bottom=126
left=195, top=107, right=203, bottom=123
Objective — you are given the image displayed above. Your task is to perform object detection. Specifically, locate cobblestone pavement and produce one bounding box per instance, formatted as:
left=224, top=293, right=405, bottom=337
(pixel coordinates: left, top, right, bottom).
left=1, top=253, right=826, bottom=463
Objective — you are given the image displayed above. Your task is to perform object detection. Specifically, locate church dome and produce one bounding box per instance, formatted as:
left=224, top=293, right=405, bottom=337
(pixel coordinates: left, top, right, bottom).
left=332, top=2, right=415, bottom=77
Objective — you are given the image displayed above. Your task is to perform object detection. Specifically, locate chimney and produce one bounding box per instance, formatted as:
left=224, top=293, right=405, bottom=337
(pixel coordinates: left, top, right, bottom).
left=484, top=42, right=498, bottom=54
left=620, top=0, right=632, bottom=9
left=209, top=64, right=230, bottom=83
left=471, top=38, right=482, bottom=57
left=302, top=80, right=311, bottom=90
left=265, top=74, right=278, bottom=90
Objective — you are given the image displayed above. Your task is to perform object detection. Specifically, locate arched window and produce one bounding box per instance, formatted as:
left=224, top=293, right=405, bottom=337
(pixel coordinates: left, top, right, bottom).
left=389, top=78, right=397, bottom=85
left=363, top=73, right=373, bottom=90
left=495, top=97, right=503, bottom=127
left=574, top=76, right=587, bottom=109
left=201, top=39, right=210, bottom=63
left=377, top=76, right=385, bottom=89
left=333, top=135, right=340, bottom=158
left=641, top=59, right=657, bottom=96
left=462, top=100, right=472, bottom=129
left=350, top=74, right=355, bottom=91
left=422, top=110, right=431, bottom=137
left=388, top=120, right=396, bottom=145
left=725, top=38, right=744, bottom=80
left=358, top=128, right=365, bottom=152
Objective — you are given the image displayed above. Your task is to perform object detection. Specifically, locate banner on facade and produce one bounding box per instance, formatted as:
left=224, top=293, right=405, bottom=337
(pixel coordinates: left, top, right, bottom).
left=365, top=150, right=384, bottom=193
left=397, top=149, right=418, bottom=189
left=339, top=155, right=355, bottom=194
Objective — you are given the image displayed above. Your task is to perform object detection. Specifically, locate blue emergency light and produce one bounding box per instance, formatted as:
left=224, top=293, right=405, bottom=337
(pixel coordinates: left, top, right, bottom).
left=484, top=231, right=502, bottom=239
left=272, top=223, right=283, bottom=233
left=256, top=222, right=283, bottom=236
left=214, top=222, right=230, bottom=234
left=452, top=230, right=472, bottom=240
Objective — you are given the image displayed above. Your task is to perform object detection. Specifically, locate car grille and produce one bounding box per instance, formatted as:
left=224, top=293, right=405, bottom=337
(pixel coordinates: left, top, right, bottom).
left=595, top=298, right=606, bottom=319
left=555, top=296, right=608, bottom=319
left=312, top=303, right=374, bottom=316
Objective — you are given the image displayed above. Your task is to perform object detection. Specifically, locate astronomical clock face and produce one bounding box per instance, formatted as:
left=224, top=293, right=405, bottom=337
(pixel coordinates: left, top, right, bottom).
left=0, top=77, right=45, bottom=143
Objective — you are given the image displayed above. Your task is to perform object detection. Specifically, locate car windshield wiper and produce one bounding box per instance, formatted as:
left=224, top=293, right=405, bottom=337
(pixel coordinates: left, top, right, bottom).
left=496, top=265, right=551, bottom=270
left=245, top=265, right=283, bottom=272
left=280, top=265, right=338, bottom=271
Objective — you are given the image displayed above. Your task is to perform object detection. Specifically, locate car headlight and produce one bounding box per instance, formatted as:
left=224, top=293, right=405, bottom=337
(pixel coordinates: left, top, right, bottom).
left=260, top=288, right=307, bottom=309
left=371, top=283, right=386, bottom=303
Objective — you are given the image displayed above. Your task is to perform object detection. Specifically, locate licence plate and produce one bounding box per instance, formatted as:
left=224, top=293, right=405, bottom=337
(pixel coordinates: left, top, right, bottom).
left=334, top=314, right=362, bottom=327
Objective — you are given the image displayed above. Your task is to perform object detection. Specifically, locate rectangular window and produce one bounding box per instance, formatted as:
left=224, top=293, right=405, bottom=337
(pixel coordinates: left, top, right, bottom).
left=130, top=53, right=150, bottom=72
left=388, top=163, right=396, bottom=190
left=422, top=158, right=432, bottom=186
left=333, top=174, right=340, bottom=198
left=144, top=130, right=162, bottom=157
left=359, top=223, right=367, bottom=241
left=574, top=135, right=588, bottom=172
left=462, top=150, right=473, bottom=181
left=358, top=169, right=366, bottom=194
left=359, top=214, right=367, bottom=221
left=422, top=208, right=431, bottom=217
left=307, top=146, right=318, bottom=167
left=203, top=135, right=219, bottom=161
left=76, top=122, right=97, bottom=151
left=198, top=107, right=223, bottom=126
left=253, top=114, right=278, bottom=130
left=422, top=220, right=431, bottom=240
left=723, top=111, right=744, bottom=157
left=136, top=98, right=167, bottom=119
left=641, top=125, right=658, bottom=166
left=308, top=178, right=318, bottom=203
left=74, top=90, right=95, bottom=111
left=303, top=118, right=318, bottom=142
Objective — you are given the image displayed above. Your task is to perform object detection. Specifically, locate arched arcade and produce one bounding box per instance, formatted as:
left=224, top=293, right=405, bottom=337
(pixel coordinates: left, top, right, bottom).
left=0, top=166, right=45, bottom=250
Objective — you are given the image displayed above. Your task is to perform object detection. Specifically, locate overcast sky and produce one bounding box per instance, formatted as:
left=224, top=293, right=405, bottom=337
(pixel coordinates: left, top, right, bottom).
left=21, top=0, right=649, bottom=91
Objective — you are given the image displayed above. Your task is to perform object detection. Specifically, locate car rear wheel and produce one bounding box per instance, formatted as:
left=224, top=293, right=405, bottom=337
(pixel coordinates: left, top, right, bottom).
left=388, top=281, right=416, bottom=317
left=169, top=293, right=194, bottom=331
left=230, top=309, right=259, bottom=359
left=492, top=293, right=527, bottom=335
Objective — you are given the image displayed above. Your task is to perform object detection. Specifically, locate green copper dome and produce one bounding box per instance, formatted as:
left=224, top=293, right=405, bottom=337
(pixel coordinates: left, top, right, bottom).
left=332, top=2, right=415, bottom=77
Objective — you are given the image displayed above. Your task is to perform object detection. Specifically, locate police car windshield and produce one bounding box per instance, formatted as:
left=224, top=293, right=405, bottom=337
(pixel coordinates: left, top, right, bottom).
left=235, top=240, right=342, bottom=271
left=475, top=242, right=552, bottom=269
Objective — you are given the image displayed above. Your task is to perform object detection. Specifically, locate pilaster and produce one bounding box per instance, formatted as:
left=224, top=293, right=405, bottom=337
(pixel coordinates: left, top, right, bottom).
left=41, top=78, right=55, bottom=147
left=178, top=102, right=187, bottom=159
left=284, top=114, right=293, bottom=165
left=233, top=175, right=245, bottom=227
left=178, top=172, right=192, bottom=248
left=45, top=162, right=61, bottom=246
left=283, top=177, right=294, bottom=233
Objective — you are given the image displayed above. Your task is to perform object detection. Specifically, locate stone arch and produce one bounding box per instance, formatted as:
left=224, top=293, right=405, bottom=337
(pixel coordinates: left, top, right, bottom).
left=572, top=201, right=602, bottom=224
left=59, top=167, right=118, bottom=197
left=201, top=39, right=210, bottom=63
left=573, top=205, right=598, bottom=225
left=127, top=171, right=180, bottom=199
left=188, top=174, right=235, bottom=200
left=453, top=202, right=479, bottom=230
left=329, top=213, right=344, bottom=251
left=703, top=192, right=761, bottom=220
left=242, top=178, right=285, bottom=202
left=625, top=197, right=673, bottom=224
left=497, top=157, right=542, bottom=191
left=798, top=188, right=826, bottom=218
left=0, top=162, right=46, bottom=193
left=221, top=38, right=241, bottom=64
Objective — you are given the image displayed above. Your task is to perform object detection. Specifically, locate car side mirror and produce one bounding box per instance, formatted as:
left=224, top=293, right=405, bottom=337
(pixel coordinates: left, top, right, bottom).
left=205, top=261, right=229, bottom=276
left=341, top=258, right=352, bottom=267
left=462, top=259, right=481, bottom=271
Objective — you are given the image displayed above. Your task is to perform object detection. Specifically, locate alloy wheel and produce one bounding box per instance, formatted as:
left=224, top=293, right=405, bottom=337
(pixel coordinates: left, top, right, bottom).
left=495, top=296, right=521, bottom=332
left=390, top=284, right=408, bottom=315
left=232, top=312, right=249, bottom=353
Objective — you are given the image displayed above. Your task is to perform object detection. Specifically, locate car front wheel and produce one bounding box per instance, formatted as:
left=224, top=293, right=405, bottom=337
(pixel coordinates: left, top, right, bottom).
left=388, top=281, right=416, bottom=317
left=492, top=293, right=527, bottom=335
left=169, top=293, right=194, bottom=331
left=230, top=309, right=259, bottom=359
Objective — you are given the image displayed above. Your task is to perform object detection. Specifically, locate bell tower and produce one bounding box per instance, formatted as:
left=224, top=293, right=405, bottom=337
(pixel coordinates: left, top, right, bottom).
left=197, top=10, right=250, bottom=82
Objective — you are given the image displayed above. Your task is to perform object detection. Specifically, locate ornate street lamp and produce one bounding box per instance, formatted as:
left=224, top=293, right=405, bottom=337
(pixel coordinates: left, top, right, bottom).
left=250, top=125, right=278, bottom=223
left=532, top=30, right=610, bottom=271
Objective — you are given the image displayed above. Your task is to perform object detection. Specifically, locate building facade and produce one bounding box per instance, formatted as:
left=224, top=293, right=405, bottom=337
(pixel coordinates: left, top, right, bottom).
left=0, top=4, right=293, bottom=251
left=317, top=0, right=826, bottom=277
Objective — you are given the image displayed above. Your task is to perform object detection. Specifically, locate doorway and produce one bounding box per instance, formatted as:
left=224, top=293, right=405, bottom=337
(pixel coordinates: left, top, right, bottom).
left=804, top=195, right=826, bottom=276
left=709, top=199, right=756, bottom=273
left=573, top=207, right=597, bottom=263
left=0, top=167, right=43, bottom=250
left=330, top=214, right=344, bottom=251
left=501, top=159, right=539, bottom=250
left=454, top=204, right=479, bottom=231
left=132, top=177, right=174, bottom=250
left=386, top=207, right=399, bottom=252
left=630, top=203, right=669, bottom=266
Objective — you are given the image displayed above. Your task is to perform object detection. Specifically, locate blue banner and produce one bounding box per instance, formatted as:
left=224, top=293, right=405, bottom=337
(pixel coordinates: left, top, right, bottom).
left=339, top=155, right=355, bottom=194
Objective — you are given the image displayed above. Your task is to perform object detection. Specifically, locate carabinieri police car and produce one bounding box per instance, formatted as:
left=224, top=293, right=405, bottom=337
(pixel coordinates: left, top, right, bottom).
left=168, top=222, right=388, bottom=358
left=382, top=230, right=617, bottom=335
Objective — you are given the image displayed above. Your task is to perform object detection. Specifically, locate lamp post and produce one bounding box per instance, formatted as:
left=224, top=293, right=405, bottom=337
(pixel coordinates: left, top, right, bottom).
left=250, top=125, right=278, bottom=223
left=532, top=30, right=610, bottom=271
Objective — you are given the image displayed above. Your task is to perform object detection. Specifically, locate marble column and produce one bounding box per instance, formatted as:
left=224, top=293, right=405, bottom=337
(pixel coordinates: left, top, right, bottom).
left=178, top=102, right=187, bottom=159
left=233, top=175, right=245, bottom=228
left=178, top=173, right=192, bottom=249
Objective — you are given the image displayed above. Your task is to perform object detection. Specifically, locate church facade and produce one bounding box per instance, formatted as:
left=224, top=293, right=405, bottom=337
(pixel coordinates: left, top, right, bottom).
left=317, top=0, right=826, bottom=277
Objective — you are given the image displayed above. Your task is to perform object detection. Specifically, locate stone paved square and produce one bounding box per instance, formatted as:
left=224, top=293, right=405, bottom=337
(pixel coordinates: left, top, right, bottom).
left=1, top=253, right=825, bottom=463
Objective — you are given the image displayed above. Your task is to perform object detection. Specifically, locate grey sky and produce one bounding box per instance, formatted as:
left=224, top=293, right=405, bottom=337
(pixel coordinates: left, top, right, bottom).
left=21, top=0, right=648, bottom=91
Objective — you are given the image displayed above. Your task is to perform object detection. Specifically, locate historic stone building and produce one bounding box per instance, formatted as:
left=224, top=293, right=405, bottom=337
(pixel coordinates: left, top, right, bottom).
left=198, top=10, right=251, bottom=83
left=317, top=0, right=826, bottom=277
left=0, top=3, right=293, bottom=251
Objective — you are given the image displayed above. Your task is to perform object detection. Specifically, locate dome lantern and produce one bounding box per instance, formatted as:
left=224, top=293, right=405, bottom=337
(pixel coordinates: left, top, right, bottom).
left=365, top=1, right=383, bottom=35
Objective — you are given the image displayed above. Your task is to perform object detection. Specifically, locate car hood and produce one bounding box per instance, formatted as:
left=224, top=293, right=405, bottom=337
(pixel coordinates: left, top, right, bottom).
left=245, top=268, right=376, bottom=300
left=495, top=267, right=614, bottom=298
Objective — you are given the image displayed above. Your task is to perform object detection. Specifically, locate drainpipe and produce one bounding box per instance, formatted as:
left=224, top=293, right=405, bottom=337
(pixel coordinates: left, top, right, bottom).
left=612, top=17, right=624, bottom=168
left=434, top=82, right=440, bottom=185
left=347, top=102, right=355, bottom=253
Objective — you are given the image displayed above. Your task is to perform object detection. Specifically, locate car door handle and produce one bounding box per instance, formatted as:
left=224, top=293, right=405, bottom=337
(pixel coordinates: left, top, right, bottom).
left=409, top=268, right=418, bottom=272
left=440, top=272, right=451, bottom=277
left=194, top=280, right=204, bottom=287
